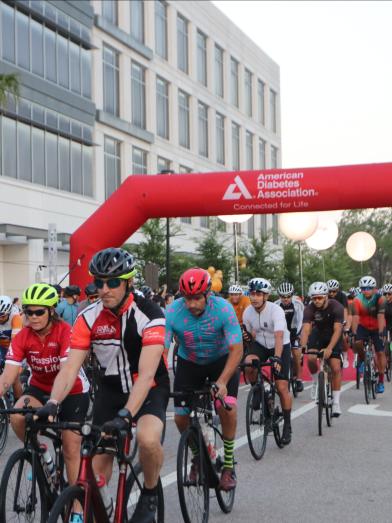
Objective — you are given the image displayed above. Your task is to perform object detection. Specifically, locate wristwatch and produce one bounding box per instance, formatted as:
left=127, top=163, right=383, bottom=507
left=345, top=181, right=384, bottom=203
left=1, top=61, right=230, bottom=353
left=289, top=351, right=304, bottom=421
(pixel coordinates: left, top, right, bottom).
left=117, top=408, right=132, bottom=424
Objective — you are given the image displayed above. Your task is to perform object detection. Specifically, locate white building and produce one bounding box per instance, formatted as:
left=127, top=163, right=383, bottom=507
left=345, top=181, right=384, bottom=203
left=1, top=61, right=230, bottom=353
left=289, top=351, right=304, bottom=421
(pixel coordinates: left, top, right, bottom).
left=0, top=0, right=281, bottom=296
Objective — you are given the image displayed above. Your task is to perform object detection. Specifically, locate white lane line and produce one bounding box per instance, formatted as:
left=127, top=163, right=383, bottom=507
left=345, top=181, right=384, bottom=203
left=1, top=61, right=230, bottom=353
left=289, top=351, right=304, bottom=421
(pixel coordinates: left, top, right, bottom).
left=160, top=381, right=355, bottom=489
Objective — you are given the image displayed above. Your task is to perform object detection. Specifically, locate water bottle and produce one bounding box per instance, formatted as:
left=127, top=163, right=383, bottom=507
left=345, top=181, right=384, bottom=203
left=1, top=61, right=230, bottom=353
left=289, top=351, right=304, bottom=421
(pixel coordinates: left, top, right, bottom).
left=201, top=423, right=216, bottom=463
left=96, top=474, right=114, bottom=517
left=40, top=443, right=55, bottom=477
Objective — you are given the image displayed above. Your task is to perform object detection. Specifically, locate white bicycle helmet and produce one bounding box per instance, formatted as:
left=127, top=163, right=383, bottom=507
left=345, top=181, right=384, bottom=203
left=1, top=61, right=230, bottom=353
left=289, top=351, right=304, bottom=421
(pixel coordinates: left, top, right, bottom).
left=382, top=283, right=392, bottom=294
left=308, top=282, right=328, bottom=297
left=248, top=278, right=272, bottom=294
left=358, top=276, right=376, bottom=289
left=277, top=282, right=294, bottom=296
left=327, top=279, right=340, bottom=291
left=228, top=284, right=243, bottom=294
left=0, top=295, right=13, bottom=315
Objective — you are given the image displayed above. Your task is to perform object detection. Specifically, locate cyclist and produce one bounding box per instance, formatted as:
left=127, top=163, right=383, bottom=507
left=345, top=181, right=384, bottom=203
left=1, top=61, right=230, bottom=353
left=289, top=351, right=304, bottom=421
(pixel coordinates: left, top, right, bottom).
left=56, top=285, right=81, bottom=325
left=0, top=295, right=23, bottom=398
left=351, top=276, right=386, bottom=393
left=165, top=268, right=243, bottom=490
left=77, top=282, right=100, bottom=314
left=38, top=248, right=169, bottom=523
left=327, top=279, right=351, bottom=368
left=275, top=282, right=304, bottom=392
left=242, top=278, right=292, bottom=445
left=300, top=282, right=344, bottom=417
left=0, top=284, right=89, bottom=487
left=227, top=284, right=251, bottom=326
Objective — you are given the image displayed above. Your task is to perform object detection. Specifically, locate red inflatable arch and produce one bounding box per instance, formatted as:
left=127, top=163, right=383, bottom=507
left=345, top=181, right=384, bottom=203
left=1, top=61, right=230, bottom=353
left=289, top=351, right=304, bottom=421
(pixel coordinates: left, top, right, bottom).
left=70, top=162, right=392, bottom=289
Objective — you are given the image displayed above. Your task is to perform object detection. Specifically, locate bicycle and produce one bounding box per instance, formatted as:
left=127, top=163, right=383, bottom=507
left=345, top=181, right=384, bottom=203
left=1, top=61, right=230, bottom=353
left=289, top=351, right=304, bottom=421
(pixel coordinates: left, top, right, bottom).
left=288, top=340, right=303, bottom=398
left=306, top=350, right=333, bottom=436
left=385, top=331, right=392, bottom=382
left=171, top=382, right=235, bottom=523
left=240, top=358, right=284, bottom=460
left=363, top=337, right=377, bottom=404
left=47, top=420, right=164, bottom=522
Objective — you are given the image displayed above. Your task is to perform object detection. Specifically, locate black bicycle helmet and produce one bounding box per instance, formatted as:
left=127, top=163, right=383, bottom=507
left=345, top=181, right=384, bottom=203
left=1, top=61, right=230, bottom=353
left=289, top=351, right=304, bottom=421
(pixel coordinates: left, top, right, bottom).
left=89, top=248, right=136, bottom=279
left=85, top=283, right=98, bottom=296
left=141, top=286, right=153, bottom=299
left=64, top=285, right=81, bottom=297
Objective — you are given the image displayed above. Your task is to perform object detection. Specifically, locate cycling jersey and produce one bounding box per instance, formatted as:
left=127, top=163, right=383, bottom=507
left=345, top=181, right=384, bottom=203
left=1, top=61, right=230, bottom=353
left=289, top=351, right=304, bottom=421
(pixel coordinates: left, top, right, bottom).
left=303, top=299, right=344, bottom=333
left=352, top=293, right=385, bottom=331
left=6, top=320, right=88, bottom=395
left=71, top=293, right=168, bottom=394
left=56, top=299, right=79, bottom=326
left=227, top=295, right=251, bottom=325
left=329, top=290, right=348, bottom=309
left=274, top=297, right=304, bottom=335
left=242, top=302, right=290, bottom=349
left=0, top=311, right=23, bottom=362
left=165, top=295, right=242, bottom=365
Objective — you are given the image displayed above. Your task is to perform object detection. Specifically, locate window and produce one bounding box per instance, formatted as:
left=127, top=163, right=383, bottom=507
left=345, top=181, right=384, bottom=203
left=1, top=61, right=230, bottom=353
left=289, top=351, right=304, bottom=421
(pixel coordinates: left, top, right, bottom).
left=2, top=3, right=15, bottom=63
left=216, top=113, right=225, bottom=165
left=131, top=61, right=146, bottom=129
left=57, top=34, right=69, bottom=88
left=16, top=10, right=30, bottom=70
left=103, top=45, right=119, bottom=116
left=46, top=132, right=59, bottom=189
left=132, top=147, right=147, bottom=174
left=81, top=47, right=91, bottom=98
left=102, top=0, right=117, bottom=25
left=130, top=0, right=144, bottom=43
left=71, top=141, right=82, bottom=194
left=232, top=122, right=240, bottom=170
left=2, top=117, right=17, bottom=178
left=230, top=57, right=239, bottom=107
left=156, top=77, right=169, bottom=139
left=178, top=90, right=190, bottom=149
left=157, top=156, right=171, bottom=174
left=214, top=45, right=224, bottom=98
left=271, top=145, right=278, bottom=168
left=155, top=1, right=167, bottom=59
left=258, top=80, right=265, bottom=125
left=69, top=40, right=81, bottom=94
left=197, top=30, right=207, bottom=86
left=198, top=102, right=208, bottom=158
left=246, top=131, right=253, bottom=169
left=248, top=216, right=255, bottom=238
left=270, top=89, right=277, bottom=133
left=104, top=136, right=121, bottom=199
left=17, top=122, right=32, bottom=182
left=244, top=69, right=252, bottom=117
left=59, top=136, right=71, bottom=192
left=83, top=147, right=93, bottom=197
left=177, top=14, right=188, bottom=73
left=272, top=214, right=279, bottom=244
left=32, top=127, right=45, bottom=186
left=259, top=139, right=266, bottom=169
left=45, top=27, right=57, bottom=82
left=200, top=216, right=210, bottom=228
left=260, top=215, right=267, bottom=237
left=179, top=165, right=192, bottom=174
left=181, top=217, right=192, bottom=224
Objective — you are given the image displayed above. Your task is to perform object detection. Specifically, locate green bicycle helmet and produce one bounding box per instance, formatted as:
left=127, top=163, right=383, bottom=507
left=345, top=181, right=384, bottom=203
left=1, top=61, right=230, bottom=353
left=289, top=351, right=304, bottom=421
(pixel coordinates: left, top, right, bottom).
left=22, top=283, right=59, bottom=308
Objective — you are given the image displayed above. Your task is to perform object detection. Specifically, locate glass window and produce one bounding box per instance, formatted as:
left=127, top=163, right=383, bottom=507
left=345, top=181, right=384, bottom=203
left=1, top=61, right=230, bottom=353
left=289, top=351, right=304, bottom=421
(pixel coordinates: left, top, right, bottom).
left=57, top=10, right=69, bottom=31
left=59, top=115, right=70, bottom=134
left=198, top=102, right=208, bottom=158
left=57, top=35, right=69, bottom=89
left=179, top=165, right=192, bottom=174
left=258, top=79, right=265, bottom=125
left=157, top=156, right=171, bottom=173
left=71, top=141, right=82, bottom=194
left=259, top=139, right=266, bottom=169
left=248, top=216, right=255, bottom=238
left=17, top=122, right=32, bottom=182
left=59, top=136, right=71, bottom=192
left=102, top=0, right=117, bottom=25
left=181, top=217, right=192, bottom=224
left=216, top=113, right=225, bottom=165
left=231, top=122, right=240, bottom=170
left=244, top=69, right=252, bottom=117
left=271, top=145, right=278, bottom=168
left=132, top=146, right=147, bottom=175
left=156, top=77, right=169, bottom=139
left=70, top=41, right=81, bottom=94
left=197, top=30, right=207, bottom=86
left=46, top=132, right=58, bottom=189
left=33, top=105, right=45, bottom=125
left=2, top=3, right=15, bottom=63
left=200, top=216, right=210, bottom=228
left=260, top=215, right=267, bottom=237
left=272, top=214, right=279, bottom=244
left=44, top=27, right=57, bottom=82
left=104, top=136, right=121, bottom=198
left=177, top=14, right=188, bottom=73
left=230, top=57, right=239, bottom=107
left=103, top=45, right=119, bottom=116
left=2, top=117, right=17, bottom=178
left=155, top=0, right=167, bottom=59
left=178, top=90, right=190, bottom=149
left=16, top=10, right=30, bottom=70
left=18, top=99, right=31, bottom=119
left=130, top=0, right=144, bottom=43
left=32, top=127, right=45, bottom=185
left=246, top=131, right=253, bottom=170
left=81, top=48, right=91, bottom=98
left=46, top=110, right=58, bottom=130
left=31, top=18, right=44, bottom=76
left=82, top=145, right=93, bottom=196
left=214, top=44, right=224, bottom=98
left=270, top=89, right=277, bottom=133
left=131, top=61, right=146, bottom=129
left=44, top=3, right=57, bottom=23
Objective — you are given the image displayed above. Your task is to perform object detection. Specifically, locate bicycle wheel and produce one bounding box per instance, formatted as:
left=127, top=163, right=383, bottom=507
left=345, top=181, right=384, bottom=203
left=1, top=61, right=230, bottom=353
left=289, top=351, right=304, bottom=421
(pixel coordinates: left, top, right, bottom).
left=0, top=448, right=48, bottom=523
left=356, top=362, right=361, bottom=390
left=177, top=427, right=209, bottom=523
left=272, top=404, right=284, bottom=449
left=290, top=358, right=298, bottom=398
left=245, top=384, right=268, bottom=460
left=386, top=347, right=392, bottom=382
left=363, top=364, right=371, bottom=404
left=325, top=380, right=333, bottom=427
left=213, top=425, right=235, bottom=514
left=317, top=372, right=325, bottom=436
left=124, top=463, right=164, bottom=523
left=371, top=364, right=377, bottom=400
left=47, top=484, right=93, bottom=523
left=0, top=396, right=9, bottom=455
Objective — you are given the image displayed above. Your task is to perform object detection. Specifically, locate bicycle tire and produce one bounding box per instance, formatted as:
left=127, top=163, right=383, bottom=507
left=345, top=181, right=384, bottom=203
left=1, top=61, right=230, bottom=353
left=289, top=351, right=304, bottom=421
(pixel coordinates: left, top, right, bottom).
left=124, top=463, right=164, bottom=523
left=364, top=363, right=371, bottom=404
left=272, top=405, right=284, bottom=449
left=371, top=364, right=377, bottom=400
left=325, top=380, right=333, bottom=427
left=213, top=425, right=235, bottom=514
left=0, top=448, right=48, bottom=523
left=0, top=396, right=9, bottom=455
left=177, top=427, right=209, bottom=523
left=317, top=372, right=325, bottom=436
left=47, top=484, right=93, bottom=523
left=356, top=364, right=361, bottom=390
left=386, top=348, right=391, bottom=382
left=245, top=384, right=268, bottom=460
left=290, top=359, right=298, bottom=398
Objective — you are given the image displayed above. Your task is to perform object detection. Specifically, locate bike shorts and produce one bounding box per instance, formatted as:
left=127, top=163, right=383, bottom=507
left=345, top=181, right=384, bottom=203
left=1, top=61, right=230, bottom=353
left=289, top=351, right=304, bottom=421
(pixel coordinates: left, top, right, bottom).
left=92, top=378, right=169, bottom=426
left=174, top=354, right=240, bottom=415
left=24, top=385, right=89, bottom=423
left=356, top=325, right=384, bottom=352
left=308, top=328, right=342, bottom=359
left=246, top=341, right=291, bottom=381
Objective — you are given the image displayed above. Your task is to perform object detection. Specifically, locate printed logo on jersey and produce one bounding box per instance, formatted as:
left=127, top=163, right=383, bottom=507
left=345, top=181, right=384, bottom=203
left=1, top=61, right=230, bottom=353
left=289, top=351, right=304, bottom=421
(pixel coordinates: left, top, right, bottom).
left=96, top=324, right=117, bottom=336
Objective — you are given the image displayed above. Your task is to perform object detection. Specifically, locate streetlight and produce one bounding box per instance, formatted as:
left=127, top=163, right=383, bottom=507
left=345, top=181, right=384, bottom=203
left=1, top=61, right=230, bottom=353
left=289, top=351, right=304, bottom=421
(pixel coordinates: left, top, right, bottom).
left=218, top=214, right=252, bottom=283
left=159, top=169, right=175, bottom=289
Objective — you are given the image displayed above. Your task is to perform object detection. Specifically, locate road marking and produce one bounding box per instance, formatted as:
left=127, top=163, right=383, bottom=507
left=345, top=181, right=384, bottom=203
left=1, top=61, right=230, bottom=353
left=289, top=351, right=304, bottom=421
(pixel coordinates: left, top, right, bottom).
left=348, top=403, right=392, bottom=417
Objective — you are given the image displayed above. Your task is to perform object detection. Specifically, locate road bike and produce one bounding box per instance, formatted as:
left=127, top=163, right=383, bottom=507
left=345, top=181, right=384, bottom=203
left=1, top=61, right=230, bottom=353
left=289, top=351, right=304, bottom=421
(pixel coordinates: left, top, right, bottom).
left=306, top=350, right=333, bottom=436
left=385, top=331, right=392, bottom=382
left=363, top=337, right=377, bottom=404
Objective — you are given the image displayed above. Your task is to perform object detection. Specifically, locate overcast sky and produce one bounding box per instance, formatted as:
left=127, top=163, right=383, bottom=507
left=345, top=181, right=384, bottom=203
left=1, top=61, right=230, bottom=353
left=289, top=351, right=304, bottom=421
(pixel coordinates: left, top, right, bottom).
left=213, top=1, right=392, bottom=170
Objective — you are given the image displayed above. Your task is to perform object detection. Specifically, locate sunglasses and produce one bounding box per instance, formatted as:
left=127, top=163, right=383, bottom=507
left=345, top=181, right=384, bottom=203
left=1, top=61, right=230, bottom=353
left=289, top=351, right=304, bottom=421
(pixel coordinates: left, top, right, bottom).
left=250, top=291, right=266, bottom=296
left=94, top=277, right=123, bottom=289
left=280, top=295, right=292, bottom=299
left=25, top=308, right=47, bottom=317
left=312, top=296, right=326, bottom=301
left=360, top=287, right=373, bottom=291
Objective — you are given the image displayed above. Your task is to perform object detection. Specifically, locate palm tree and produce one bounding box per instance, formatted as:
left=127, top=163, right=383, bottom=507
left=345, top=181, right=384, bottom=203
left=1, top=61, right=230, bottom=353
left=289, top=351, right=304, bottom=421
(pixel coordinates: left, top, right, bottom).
left=0, top=73, right=19, bottom=108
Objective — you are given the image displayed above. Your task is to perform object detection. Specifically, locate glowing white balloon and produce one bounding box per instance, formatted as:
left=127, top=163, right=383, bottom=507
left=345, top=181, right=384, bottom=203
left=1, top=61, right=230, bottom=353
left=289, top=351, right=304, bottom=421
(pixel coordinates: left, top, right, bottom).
left=306, top=220, right=339, bottom=251
left=278, top=212, right=319, bottom=241
left=218, top=214, right=253, bottom=224
left=346, top=232, right=376, bottom=261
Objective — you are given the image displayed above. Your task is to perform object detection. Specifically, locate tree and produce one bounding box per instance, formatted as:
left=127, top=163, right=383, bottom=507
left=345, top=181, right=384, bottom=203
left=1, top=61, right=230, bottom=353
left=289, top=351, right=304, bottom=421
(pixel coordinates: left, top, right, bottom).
left=0, top=73, right=19, bottom=108
left=238, top=236, right=281, bottom=285
left=195, top=226, right=233, bottom=285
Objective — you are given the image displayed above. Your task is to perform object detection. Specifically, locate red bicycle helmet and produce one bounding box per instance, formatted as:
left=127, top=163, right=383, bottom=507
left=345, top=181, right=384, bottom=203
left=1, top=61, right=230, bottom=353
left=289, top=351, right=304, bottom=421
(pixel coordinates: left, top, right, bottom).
left=179, top=268, right=211, bottom=295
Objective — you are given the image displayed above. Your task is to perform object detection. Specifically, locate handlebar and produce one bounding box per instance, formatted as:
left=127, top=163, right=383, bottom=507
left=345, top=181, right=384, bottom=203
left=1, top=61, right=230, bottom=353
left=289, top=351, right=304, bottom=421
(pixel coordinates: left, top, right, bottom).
left=170, top=382, right=232, bottom=411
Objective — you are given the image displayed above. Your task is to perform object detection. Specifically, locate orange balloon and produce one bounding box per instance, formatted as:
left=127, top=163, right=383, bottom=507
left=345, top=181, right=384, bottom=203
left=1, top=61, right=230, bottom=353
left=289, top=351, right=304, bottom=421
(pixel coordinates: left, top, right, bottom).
left=211, top=277, right=222, bottom=292
left=207, top=266, right=216, bottom=276
left=215, top=270, right=223, bottom=280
